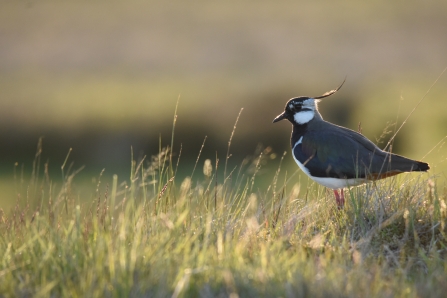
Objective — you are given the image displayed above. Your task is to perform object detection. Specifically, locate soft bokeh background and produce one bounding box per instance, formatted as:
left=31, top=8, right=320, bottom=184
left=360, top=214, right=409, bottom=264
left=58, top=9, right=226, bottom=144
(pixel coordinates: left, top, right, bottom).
left=1, top=0, right=447, bottom=207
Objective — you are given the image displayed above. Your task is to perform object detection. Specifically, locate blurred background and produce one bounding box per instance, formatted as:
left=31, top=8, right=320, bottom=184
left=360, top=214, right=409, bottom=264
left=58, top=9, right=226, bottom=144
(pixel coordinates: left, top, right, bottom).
left=1, top=0, right=446, bottom=207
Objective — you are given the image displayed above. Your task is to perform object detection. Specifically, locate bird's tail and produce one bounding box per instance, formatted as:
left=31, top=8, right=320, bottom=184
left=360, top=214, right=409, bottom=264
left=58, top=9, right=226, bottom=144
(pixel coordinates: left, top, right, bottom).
left=366, top=152, right=429, bottom=180
left=386, top=153, right=430, bottom=172
left=413, top=160, right=430, bottom=172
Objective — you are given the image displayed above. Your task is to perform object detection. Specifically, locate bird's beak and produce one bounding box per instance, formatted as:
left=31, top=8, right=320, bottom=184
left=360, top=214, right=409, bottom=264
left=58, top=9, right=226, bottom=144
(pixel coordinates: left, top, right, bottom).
left=272, top=112, right=286, bottom=123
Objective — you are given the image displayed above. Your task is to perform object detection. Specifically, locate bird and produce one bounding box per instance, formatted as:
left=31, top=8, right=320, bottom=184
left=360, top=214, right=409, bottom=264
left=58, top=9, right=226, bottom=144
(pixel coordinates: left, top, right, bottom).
left=273, top=80, right=430, bottom=208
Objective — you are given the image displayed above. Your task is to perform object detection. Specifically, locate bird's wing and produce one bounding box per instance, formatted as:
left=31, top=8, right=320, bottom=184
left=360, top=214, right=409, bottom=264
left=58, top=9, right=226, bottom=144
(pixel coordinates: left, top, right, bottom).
left=296, top=124, right=388, bottom=179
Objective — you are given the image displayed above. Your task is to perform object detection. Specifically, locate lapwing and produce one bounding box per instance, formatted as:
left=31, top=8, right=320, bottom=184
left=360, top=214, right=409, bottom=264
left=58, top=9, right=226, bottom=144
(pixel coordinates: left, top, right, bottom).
left=273, top=80, right=430, bottom=208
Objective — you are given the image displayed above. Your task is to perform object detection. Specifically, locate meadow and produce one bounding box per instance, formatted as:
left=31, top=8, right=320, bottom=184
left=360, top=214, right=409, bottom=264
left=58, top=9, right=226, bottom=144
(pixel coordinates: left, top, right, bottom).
left=1, top=1, right=447, bottom=296
left=1, top=112, right=446, bottom=298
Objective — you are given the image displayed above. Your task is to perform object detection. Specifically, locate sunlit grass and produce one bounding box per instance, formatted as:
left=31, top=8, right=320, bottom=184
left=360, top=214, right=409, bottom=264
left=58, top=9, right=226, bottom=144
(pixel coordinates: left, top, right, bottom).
left=0, top=135, right=445, bottom=297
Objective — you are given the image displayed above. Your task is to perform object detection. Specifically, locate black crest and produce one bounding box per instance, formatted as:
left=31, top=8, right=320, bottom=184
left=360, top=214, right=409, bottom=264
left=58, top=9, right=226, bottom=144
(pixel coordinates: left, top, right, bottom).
left=314, top=77, right=346, bottom=99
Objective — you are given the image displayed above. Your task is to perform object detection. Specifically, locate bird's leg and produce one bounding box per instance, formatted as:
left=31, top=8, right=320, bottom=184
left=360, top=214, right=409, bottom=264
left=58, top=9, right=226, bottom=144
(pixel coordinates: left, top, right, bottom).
left=333, top=189, right=345, bottom=209
left=333, top=189, right=341, bottom=205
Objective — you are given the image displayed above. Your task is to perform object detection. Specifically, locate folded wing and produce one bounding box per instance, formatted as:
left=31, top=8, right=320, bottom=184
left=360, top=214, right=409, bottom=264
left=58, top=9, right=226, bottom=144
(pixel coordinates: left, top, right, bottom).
left=294, top=123, right=429, bottom=180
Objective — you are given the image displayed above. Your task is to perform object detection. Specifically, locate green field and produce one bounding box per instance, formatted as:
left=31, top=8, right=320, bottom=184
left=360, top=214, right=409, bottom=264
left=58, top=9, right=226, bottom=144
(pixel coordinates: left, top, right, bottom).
left=1, top=0, right=447, bottom=179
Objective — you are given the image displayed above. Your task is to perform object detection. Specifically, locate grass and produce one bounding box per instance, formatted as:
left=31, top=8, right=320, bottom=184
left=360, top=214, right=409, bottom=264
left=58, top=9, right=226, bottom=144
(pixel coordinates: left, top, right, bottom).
left=0, top=115, right=446, bottom=297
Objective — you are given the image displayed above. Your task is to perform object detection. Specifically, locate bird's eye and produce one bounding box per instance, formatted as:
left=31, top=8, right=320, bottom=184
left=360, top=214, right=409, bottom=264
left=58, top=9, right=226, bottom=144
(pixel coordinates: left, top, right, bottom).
left=288, top=102, right=301, bottom=111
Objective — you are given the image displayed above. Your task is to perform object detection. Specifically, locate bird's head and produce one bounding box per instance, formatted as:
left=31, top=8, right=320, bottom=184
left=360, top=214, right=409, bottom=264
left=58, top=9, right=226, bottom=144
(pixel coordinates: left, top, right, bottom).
left=273, top=79, right=345, bottom=125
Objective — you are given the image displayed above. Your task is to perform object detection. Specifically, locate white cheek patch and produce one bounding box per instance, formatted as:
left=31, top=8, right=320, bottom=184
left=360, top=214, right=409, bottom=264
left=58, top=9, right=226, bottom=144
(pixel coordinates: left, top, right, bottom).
left=293, top=110, right=314, bottom=124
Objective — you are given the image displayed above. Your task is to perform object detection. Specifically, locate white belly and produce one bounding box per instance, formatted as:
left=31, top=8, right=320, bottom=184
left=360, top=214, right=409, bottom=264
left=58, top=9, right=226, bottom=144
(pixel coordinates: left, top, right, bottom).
left=309, top=176, right=367, bottom=189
